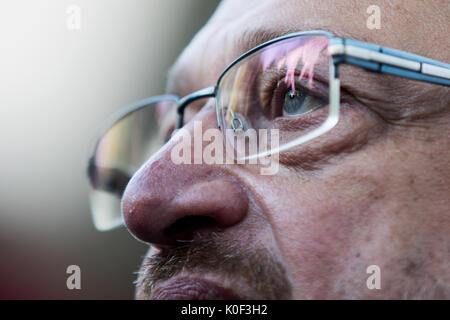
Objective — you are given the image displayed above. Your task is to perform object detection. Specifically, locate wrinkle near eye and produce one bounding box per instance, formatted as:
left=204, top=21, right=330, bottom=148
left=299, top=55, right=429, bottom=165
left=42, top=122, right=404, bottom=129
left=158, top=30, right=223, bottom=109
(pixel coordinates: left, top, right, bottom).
left=338, top=64, right=450, bottom=122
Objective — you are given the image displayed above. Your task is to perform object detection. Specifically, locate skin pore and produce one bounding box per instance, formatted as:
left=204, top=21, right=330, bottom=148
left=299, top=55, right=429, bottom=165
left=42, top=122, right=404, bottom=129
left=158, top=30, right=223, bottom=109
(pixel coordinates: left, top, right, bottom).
left=123, top=0, right=450, bottom=299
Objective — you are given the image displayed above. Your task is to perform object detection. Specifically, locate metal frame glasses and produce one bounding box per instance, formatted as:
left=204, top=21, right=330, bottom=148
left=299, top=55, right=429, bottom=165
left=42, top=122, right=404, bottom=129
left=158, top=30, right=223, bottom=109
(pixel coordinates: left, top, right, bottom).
left=88, top=30, right=450, bottom=231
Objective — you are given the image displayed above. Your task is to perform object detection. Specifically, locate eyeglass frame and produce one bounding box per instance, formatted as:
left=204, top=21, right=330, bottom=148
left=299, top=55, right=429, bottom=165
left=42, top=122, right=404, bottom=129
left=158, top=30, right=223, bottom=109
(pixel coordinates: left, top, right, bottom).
left=91, top=29, right=450, bottom=163
left=87, top=30, right=450, bottom=231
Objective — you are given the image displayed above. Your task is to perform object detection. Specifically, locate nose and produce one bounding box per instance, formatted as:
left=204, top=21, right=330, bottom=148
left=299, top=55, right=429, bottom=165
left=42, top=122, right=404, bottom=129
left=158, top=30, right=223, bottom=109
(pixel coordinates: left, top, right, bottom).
left=121, top=105, right=249, bottom=245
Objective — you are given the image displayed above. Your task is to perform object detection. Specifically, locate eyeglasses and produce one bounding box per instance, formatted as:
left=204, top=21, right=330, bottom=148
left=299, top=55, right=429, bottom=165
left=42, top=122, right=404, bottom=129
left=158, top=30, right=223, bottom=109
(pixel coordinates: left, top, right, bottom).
left=87, top=30, right=450, bottom=231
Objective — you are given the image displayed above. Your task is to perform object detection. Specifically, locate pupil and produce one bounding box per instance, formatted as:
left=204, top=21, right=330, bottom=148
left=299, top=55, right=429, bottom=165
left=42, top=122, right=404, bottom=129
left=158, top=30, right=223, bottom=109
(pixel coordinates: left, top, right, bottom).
left=289, top=90, right=296, bottom=99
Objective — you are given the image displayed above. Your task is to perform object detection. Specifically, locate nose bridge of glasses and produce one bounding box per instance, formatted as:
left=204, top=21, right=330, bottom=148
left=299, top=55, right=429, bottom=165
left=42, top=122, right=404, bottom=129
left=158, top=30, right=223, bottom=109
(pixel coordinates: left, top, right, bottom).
left=175, top=86, right=217, bottom=129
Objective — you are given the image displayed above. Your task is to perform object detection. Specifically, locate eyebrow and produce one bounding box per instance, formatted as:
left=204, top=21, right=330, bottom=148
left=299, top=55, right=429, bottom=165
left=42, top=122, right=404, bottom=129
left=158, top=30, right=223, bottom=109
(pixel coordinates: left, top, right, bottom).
left=236, top=26, right=356, bottom=58
left=236, top=28, right=299, bottom=56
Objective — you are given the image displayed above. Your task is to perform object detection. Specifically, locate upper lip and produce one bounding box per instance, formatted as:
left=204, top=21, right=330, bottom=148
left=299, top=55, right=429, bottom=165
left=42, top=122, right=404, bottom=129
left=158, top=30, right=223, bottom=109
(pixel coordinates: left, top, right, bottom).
left=150, top=276, right=244, bottom=300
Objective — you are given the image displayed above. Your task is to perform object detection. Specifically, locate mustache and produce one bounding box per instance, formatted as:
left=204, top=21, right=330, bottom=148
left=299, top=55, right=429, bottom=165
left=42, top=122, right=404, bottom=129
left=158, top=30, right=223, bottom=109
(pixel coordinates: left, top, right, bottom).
left=135, top=232, right=291, bottom=299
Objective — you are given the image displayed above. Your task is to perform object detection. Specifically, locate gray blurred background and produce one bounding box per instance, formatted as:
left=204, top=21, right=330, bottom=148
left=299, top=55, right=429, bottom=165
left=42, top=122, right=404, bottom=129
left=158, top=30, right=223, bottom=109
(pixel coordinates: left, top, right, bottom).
left=0, top=0, right=220, bottom=299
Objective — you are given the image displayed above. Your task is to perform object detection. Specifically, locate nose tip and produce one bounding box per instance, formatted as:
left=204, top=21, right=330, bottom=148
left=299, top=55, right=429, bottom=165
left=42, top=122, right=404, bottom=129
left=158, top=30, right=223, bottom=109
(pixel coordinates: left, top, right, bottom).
left=122, top=157, right=249, bottom=245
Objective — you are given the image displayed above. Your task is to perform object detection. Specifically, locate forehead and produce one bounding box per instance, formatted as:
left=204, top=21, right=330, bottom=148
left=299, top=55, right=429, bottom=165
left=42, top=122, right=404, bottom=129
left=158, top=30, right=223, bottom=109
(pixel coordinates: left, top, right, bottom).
left=166, top=0, right=446, bottom=96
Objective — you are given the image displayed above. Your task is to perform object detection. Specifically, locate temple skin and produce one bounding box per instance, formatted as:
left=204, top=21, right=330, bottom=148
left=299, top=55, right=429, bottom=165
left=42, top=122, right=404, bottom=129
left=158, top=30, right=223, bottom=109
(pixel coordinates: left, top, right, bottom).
left=123, top=0, right=450, bottom=299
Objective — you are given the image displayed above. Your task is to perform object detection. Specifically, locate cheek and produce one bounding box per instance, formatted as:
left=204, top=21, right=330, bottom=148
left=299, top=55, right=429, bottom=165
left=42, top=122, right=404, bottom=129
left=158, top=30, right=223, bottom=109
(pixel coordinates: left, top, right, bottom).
left=229, top=100, right=448, bottom=297
left=251, top=168, right=387, bottom=298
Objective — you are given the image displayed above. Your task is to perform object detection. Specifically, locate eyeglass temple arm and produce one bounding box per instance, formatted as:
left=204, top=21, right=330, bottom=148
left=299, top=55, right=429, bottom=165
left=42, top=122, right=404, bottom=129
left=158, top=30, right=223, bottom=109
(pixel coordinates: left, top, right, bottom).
left=328, top=38, right=450, bottom=86
left=175, top=86, right=216, bottom=129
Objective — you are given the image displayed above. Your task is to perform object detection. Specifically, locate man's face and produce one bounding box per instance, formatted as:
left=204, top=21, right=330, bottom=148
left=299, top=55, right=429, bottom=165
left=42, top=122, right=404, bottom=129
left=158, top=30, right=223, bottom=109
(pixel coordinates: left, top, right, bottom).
left=122, top=0, right=450, bottom=299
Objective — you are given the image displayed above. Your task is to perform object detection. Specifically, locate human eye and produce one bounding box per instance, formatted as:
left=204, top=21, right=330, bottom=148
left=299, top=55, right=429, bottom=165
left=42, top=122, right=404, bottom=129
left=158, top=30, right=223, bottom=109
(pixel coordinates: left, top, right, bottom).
left=260, top=70, right=329, bottom=121
left=281, top=87, right=326, bottom=117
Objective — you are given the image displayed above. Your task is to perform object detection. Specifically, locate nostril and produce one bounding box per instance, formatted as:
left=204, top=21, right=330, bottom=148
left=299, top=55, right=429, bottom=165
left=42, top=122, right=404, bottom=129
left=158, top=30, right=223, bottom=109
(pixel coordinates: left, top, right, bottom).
left=123, top=175, right=249, bottom=245
left=164, top=216, right=218, bottom=240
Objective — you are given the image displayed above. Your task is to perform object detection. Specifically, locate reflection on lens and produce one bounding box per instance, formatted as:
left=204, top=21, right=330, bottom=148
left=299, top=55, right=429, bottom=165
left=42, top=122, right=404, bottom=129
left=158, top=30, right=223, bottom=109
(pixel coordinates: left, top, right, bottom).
left=217, top=34, right=331, bottom=159
left=88, top=98, right=177, bottom=230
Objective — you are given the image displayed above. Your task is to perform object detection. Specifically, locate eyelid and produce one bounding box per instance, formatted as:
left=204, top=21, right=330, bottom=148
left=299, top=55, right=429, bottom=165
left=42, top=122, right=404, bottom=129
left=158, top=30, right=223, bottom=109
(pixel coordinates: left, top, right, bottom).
left=260, top=67, right=329, bottom=97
